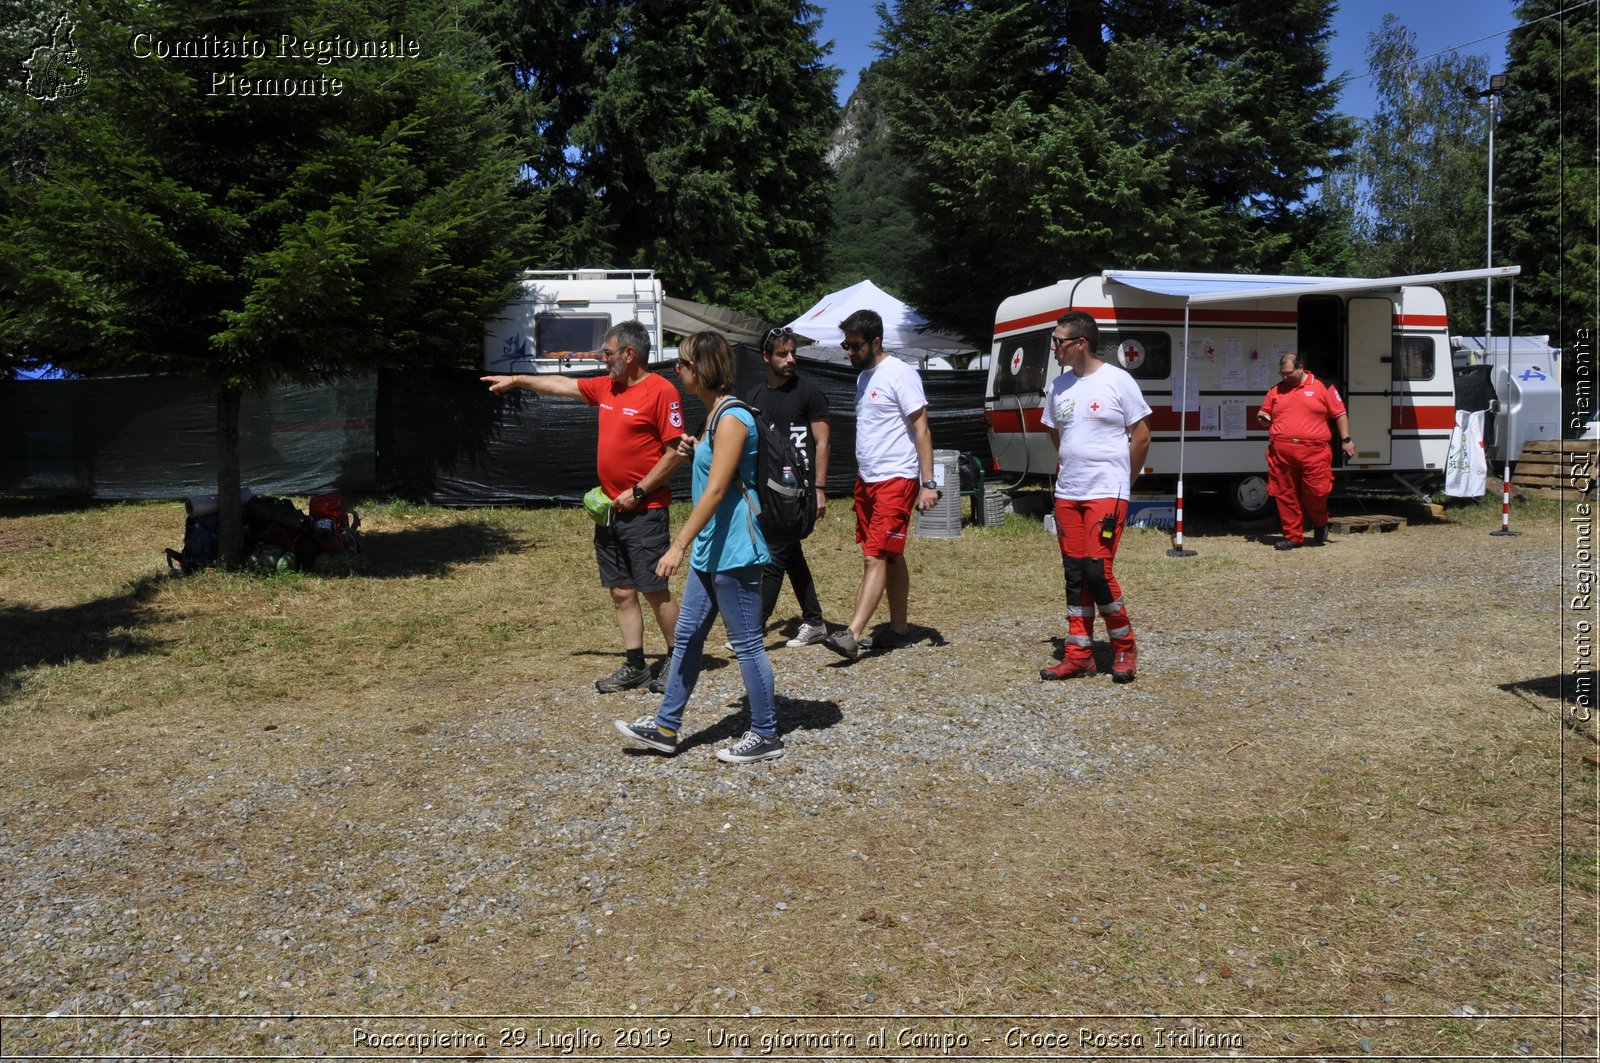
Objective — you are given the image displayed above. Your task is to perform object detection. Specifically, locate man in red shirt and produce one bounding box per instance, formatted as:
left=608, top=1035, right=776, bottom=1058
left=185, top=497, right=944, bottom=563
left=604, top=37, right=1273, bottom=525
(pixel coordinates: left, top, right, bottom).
left=483, top=320, right=686, bottom=691
left=1256, top=352, right=1358, bottom=550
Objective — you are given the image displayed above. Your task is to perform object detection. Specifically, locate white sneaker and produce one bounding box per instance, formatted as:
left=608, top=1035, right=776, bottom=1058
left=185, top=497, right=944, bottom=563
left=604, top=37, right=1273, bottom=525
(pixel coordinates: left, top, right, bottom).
left=785, top=622, right=828, bottom=647
left=716, top=730, right=785, bottom=764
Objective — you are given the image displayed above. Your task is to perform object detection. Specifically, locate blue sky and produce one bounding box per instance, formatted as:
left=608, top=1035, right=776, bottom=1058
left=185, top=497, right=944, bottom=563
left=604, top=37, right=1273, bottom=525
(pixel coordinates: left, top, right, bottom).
left=813, top=0, right=1519, bottom=123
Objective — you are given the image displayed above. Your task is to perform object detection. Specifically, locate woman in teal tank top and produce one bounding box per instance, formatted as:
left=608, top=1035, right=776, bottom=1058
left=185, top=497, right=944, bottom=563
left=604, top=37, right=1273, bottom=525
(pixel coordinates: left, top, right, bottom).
left=613, top=331, right=784, bottom=764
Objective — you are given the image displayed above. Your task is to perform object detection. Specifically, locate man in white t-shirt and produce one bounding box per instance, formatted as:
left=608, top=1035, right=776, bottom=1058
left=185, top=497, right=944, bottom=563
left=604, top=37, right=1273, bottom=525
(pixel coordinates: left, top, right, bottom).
left=1039, top=310, right=1151, bottom=683
left=821, top=309, right=940, bottom=662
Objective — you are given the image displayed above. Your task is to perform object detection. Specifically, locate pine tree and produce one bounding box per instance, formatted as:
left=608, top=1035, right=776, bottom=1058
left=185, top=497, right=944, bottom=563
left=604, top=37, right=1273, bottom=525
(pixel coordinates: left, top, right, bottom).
left=1496, top=0, right=1598, bottom=350
left=876, top=0, right=1353, bottom=341
left=489, top=0, right=839, bottom=322
left=0, top=0, right=531, bottom=559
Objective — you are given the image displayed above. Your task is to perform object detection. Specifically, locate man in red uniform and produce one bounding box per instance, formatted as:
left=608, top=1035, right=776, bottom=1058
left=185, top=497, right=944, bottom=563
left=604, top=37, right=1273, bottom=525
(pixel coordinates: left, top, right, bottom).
left=483, top=320, right=686, bottom=691
left=1256, top=352, right=1357, bottom=550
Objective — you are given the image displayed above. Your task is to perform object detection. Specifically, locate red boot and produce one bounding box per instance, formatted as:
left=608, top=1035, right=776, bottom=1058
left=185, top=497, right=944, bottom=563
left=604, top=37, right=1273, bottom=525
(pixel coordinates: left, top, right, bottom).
left=1041, top=655, right=1097, bottom=681
left=1111, top=644, right=1137, bottom=683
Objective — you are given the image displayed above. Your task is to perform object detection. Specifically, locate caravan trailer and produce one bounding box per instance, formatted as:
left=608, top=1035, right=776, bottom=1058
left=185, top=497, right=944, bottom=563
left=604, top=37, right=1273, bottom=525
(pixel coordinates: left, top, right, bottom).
left=483, top=269, right=665, bottom=375
left=983, top=269, right=1518, bottom=518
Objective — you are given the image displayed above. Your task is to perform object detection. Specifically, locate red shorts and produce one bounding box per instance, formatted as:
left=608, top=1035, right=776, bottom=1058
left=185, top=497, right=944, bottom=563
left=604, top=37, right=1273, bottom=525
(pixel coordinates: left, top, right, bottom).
left=853, top=477, right=917, bottom=558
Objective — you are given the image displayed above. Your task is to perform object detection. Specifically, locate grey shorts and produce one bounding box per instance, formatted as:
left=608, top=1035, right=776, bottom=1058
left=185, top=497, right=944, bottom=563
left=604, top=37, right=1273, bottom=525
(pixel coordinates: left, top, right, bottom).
left=594, top=508, right=670, bottom=593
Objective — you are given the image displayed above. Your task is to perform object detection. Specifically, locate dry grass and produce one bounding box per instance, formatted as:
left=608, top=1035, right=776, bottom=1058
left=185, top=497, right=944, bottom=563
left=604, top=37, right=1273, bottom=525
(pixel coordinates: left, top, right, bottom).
left=0, top=490, right=1594, bottom=1058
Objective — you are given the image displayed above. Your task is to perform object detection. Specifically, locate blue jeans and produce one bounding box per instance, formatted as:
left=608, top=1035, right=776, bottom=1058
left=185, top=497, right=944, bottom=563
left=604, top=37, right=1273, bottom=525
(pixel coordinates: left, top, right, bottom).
left=656, top=564, right=777, bottom=738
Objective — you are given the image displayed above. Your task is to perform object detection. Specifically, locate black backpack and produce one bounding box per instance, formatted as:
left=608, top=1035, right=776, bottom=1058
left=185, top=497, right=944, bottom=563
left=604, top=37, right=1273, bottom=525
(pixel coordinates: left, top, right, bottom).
left=165, top=511, right=220, bottom=575
left=708, top=398, right=817, bottom=544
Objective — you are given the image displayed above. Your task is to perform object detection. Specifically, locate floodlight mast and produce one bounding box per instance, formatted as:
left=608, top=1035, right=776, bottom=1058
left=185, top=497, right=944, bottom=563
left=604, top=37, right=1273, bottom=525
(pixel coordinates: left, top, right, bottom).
left=1477, top=72, right=1520, bottom=537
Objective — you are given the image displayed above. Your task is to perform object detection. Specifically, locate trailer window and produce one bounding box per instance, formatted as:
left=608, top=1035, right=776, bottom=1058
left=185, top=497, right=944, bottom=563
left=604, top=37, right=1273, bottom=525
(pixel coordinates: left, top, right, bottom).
left=1101, top=330, right=1171, bottom=380
left=536, top=312, right=611, bottom=360
left=992, top=332, right=1052, bottom=396
left=1393, top=335, right=1435, bottom=380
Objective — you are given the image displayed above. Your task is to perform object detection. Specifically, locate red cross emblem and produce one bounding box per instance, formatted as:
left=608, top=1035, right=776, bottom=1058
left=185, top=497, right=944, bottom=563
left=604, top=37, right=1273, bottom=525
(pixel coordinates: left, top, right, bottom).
left=1089, top=402, right=1101, bottom=412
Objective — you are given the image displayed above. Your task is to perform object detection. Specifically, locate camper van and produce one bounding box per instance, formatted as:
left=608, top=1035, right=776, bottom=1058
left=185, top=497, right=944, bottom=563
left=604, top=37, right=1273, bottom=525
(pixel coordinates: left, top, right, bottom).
left=983, top=269, right=1518, bottom=518
left=483, top=269, right=665, bottom=375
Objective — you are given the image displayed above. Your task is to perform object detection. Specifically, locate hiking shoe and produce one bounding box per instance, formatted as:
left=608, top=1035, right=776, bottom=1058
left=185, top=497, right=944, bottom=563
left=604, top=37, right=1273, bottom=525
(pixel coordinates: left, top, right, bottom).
left=1111, top=646, right=1137, bottom=684
left=613, top=715, right=677, bottom=754
left=821, top=628, right=860, bottom=661
left=1040, top=657, right=1097, bottom=681
left=716, top=730, right=785, bottom=764
left=595, top=662, right=651, bottom=693
left=647, top=659, right=667, bottom=695
left=1311, top=525, right=1328, bottom=546
left=1274, top=538, right=1301, bottom=551
left=785, top=622, right=828, bottom=648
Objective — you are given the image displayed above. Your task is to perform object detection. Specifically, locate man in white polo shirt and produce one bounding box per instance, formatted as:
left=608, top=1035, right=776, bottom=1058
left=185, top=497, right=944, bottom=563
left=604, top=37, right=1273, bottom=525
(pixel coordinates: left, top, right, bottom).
left=822, top=309, right=940, bottom=662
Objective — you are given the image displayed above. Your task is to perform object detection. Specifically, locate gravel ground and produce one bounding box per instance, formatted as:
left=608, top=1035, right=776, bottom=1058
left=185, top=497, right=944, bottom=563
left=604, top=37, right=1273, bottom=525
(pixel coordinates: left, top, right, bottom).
left=0, top=516, right=1589, bottom=1057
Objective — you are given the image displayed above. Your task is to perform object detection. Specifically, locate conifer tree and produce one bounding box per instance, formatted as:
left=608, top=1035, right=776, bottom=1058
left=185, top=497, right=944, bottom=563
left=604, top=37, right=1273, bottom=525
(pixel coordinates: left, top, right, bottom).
left=1495, top=0, right=1598, bottom=349
left=488, top=0, right=839, bottom=322
left=0, top=0, right=530, bottom=559
left=875, top=0, right=1352, bottom=340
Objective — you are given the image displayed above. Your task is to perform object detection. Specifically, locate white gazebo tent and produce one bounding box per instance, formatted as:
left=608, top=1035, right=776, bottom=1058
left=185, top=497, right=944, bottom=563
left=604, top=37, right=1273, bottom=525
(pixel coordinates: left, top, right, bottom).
left=783, top=279, right=975, bottom=367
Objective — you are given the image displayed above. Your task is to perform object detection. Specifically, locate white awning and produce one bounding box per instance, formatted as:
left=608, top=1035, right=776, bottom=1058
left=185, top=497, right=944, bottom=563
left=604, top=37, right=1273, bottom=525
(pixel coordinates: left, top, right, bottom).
left=1104, top=266, right=1521, bottom=306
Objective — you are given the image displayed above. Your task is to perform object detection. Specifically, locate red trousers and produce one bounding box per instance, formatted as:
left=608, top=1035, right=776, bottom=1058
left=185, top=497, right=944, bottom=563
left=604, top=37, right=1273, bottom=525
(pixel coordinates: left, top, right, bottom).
left=1054, top=498, right=1134, bottom=662
left=1267, top=440, right=1333, bottom=544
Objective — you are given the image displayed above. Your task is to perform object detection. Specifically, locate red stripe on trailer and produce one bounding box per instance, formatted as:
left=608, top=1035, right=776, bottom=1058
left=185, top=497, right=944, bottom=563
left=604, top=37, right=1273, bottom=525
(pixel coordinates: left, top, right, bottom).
left=1141, top=406, right=1263, bottom=432
left=986, top=406, right=1048, bottom=434
left=996, top=306, right=1301, bottom=334
left=1393, top=404, right=1456, bottom=430
left=996, top=402, right=1457, bottom=436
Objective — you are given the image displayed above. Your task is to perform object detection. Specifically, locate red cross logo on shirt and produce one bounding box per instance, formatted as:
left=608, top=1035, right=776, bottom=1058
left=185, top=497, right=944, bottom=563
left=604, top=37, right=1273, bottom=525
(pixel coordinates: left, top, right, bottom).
left=1089, top=402, right=1101, bottom=412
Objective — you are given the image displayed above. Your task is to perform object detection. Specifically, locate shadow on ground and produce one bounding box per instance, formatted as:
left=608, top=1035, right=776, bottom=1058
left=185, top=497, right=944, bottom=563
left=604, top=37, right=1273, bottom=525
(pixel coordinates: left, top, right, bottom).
left=355, top=520, right=526, bottom=578
left=0, top=575, right=170, bottom=698
left=615, top=693, right=844, bottom=757
left=821, top=623, right=947, bottom=667
left=1501, top=673, right=1593, bottom=706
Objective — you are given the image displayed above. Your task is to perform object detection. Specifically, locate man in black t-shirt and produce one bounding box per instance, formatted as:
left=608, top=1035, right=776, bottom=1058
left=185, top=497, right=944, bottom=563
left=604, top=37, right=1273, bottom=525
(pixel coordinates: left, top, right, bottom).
left=743, top=326, right=832, bottom=646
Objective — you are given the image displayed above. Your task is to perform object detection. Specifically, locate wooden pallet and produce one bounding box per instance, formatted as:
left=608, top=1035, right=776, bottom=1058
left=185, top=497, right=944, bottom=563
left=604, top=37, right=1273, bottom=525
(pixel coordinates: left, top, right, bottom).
left=1328, top=513, right=1407, bottom=534
left=1512, top=439, right=1598, bottom=498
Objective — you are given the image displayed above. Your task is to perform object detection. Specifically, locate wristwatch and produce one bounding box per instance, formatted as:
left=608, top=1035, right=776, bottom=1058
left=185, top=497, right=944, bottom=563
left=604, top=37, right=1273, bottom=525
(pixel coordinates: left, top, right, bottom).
left=632, top=485, right=646, bottom=502
left=1340, top=436, right=1353, bottom=444
left=920, top=479, right=938, bottom=490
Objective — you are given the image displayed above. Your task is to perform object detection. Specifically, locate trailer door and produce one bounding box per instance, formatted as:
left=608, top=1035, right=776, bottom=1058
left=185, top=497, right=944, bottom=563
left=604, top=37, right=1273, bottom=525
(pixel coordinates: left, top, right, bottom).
left=1345, top=296, right=1393, bottom=465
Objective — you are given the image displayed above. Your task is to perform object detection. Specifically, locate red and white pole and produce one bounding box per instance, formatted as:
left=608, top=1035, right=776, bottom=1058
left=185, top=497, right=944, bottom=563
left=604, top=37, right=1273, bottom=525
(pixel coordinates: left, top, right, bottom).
left=1491, top=459, right=1519, bottom=536
left=1167, top=478, right=1197, bottom=557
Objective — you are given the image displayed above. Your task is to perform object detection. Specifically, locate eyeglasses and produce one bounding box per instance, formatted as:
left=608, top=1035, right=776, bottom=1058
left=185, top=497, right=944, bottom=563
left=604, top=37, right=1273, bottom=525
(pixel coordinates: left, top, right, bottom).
left=1051, top=335, right=1085, bottom=349
left=841, top=339, right=868, bottom=353
left=675, top=359, right=694, bottom=371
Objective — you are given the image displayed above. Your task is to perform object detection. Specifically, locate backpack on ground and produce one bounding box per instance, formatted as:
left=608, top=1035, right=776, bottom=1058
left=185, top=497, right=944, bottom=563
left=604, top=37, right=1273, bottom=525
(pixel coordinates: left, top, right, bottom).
left=308, top=491, right=362, bottom=556
left=709, top=398, right=817, bottom=544
left=166, top=491, right=361, bottom=575
left=165, top=510, right=221, bottom=575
